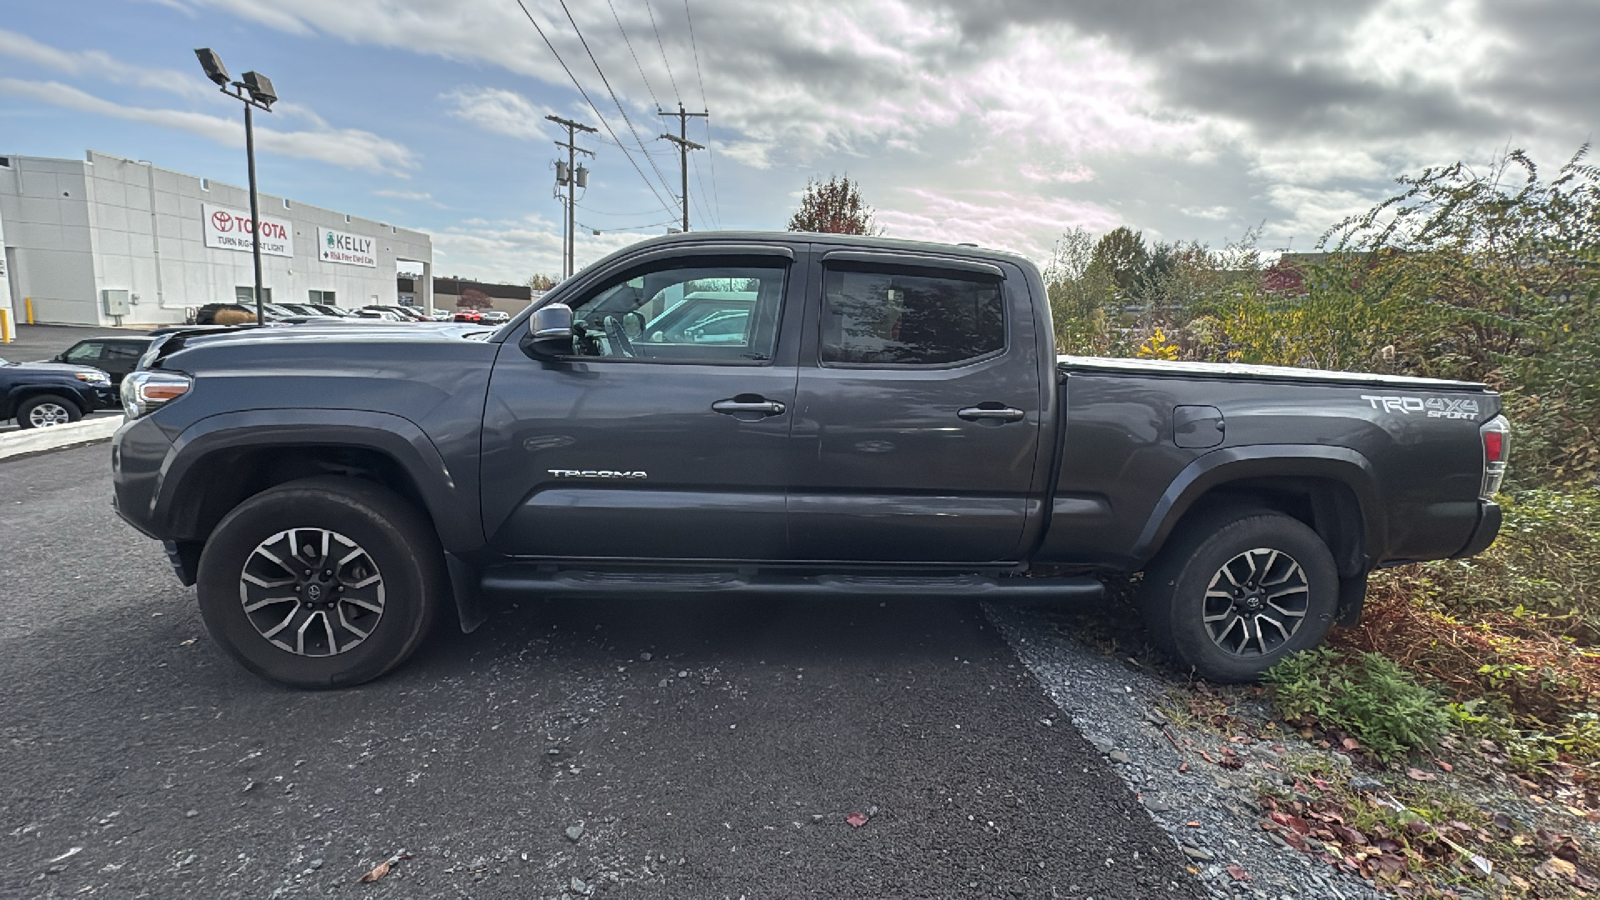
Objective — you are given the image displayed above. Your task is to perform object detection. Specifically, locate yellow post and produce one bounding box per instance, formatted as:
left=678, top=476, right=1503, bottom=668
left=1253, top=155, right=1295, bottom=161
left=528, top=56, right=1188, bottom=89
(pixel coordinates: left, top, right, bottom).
left=1, top=308, right=10, bottom=343
left=26, top=296, right=34, bottom=324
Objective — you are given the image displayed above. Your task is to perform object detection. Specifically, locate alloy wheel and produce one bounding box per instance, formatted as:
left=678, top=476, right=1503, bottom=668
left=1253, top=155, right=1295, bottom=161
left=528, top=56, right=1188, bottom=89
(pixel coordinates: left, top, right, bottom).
left=237, top=528, right=385, bottom=656
left=1202, top=548, right=1310, bottom=656
left=28, top=402, right=72, bottom=427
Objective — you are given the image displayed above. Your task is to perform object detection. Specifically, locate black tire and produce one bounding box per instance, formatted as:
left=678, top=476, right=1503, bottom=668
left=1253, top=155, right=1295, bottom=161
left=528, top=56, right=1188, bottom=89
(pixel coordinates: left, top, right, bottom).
left=196, top=476, right=443, bottom=689
left=16, top=394, right=82, bottom=429
left=1139, top=508, right=1338, bottom=683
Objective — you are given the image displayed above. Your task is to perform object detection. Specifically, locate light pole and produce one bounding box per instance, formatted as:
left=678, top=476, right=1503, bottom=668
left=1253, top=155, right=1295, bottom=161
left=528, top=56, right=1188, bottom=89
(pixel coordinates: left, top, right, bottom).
left=195, top=48, right=276, bottom=326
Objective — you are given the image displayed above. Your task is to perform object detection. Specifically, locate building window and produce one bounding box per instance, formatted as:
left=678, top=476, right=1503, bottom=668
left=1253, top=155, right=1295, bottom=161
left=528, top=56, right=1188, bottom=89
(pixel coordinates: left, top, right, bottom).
left=0, top=157, right=11, bottom=168
left=282, top=198, right=292, bottom=209
left=199, top=178, right=209, bottom=191
left=309, top=289, right=336, bottom=304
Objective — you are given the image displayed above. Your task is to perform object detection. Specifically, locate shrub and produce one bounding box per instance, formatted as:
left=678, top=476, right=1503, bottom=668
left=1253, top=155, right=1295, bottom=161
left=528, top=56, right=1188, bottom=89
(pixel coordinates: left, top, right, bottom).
left=1265, top=648, right=1451, bottom=763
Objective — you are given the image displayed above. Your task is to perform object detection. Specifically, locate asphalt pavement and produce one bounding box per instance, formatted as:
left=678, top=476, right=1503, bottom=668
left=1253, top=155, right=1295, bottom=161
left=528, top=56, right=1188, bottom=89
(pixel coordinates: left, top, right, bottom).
left=1, top=444, right=1205, bottom=899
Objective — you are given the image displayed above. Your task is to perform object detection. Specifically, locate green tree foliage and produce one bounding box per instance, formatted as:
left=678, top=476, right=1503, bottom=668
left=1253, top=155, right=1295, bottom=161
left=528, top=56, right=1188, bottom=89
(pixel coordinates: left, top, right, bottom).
left=1090, top=226, right=1149, bottom=293
left=787, top=174, right=883, bottom=235
left=525, top=273, right=557, bottom=291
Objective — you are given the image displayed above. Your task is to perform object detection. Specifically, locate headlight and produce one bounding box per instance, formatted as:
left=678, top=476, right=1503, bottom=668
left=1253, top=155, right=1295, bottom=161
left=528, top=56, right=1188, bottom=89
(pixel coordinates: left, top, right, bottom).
left=122, top=371, right=193, bottom=419
left=75, top=370, right=110, bottom=384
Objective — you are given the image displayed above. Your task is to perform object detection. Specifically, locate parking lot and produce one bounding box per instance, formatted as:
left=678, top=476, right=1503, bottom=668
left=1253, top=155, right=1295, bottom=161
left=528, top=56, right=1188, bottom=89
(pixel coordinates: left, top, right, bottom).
left=1, top=325, right=144, bottom=433
left=0, top=445, right=1203, bottom=899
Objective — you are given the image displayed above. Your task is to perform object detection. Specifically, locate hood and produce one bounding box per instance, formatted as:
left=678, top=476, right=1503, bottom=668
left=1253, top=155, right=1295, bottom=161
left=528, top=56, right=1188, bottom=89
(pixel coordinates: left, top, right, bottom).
left=148, top=321, right=495, bottom=370
left=5, top=359, right=110, bottom=378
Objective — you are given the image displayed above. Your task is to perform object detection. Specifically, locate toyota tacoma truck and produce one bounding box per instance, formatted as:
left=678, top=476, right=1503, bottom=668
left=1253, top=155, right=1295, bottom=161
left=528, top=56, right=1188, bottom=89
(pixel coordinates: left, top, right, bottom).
left=110, top=232, right=1509, bottom=688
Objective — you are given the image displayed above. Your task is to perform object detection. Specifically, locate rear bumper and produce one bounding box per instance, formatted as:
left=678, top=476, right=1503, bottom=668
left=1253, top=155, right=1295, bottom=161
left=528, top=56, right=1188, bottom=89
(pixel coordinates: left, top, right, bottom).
left=1451, top=500, right=1502, bottom=559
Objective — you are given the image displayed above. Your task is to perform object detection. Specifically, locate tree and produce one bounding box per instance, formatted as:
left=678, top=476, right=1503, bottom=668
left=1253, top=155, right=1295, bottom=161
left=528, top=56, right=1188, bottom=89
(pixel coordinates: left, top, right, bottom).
left=787, top=174, right=883, bottom=235
left=1090, top=226, right=1149, bottom=293
left=458, top=288, right=493, bottom=310
left=525, top=273, right=557, bottom=291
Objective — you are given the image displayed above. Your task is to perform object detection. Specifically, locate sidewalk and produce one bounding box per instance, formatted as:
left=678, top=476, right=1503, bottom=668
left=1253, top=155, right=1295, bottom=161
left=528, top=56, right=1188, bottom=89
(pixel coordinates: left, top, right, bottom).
left=0, top=414, right=124, bottom=460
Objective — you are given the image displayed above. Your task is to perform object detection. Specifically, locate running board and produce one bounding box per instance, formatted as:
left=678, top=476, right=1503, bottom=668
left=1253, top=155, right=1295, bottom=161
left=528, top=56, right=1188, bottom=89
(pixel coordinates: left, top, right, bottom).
left=479, top=567, right=1104, bottom=600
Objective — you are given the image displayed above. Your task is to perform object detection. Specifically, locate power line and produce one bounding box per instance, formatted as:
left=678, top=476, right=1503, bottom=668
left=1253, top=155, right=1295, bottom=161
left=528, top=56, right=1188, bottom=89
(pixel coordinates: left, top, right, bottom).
left=702, top=116, right=724, bottom=229
left=509, top=0, right=676, bottom=216
left=690, top=143, right=719, bottom=229
left=556, top=0, right=678, bottom=201
left=577, top=202, right=683, bottom=217
left=606, top=0, right=660, bottom=111
left=642, top=0, right=681, bottom=101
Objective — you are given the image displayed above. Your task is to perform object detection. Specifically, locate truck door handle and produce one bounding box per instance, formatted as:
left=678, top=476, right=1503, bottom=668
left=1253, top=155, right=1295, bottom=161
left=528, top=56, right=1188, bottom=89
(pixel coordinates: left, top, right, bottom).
left=958, top=405, right=1026, bottom=423
left=712, top=396, right=786, bottom=418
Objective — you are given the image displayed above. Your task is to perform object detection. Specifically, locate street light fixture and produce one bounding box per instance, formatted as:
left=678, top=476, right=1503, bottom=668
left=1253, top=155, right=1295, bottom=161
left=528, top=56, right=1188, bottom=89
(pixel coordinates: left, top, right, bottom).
left=194, top=48, right=276, bottom=326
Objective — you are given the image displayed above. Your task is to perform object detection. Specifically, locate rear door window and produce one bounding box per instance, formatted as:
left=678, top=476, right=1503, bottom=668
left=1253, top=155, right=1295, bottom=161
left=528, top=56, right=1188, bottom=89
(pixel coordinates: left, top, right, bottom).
left=820, top=268, right=1004, bottom=366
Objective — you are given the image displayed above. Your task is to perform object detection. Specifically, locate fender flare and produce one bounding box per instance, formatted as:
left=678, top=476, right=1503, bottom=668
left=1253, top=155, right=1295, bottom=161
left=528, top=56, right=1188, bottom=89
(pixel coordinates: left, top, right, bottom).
left=1131, top=444, right=1386, bottom=569
left=154, top=408, right=484, bottom=553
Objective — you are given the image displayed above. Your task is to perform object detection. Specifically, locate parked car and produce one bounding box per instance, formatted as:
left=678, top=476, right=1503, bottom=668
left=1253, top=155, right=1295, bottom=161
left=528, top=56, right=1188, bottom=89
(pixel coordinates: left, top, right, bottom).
left=363, top=305, right=429, bottom=322
left=113, top=231, right=1508, bottom=688
left=51, top=336, right=156, bottom=387
left=479, top=310, right=510, bottom=325
left=1, top=356, right=116, bottom=428
left=453, top=309, right=483, bottom=323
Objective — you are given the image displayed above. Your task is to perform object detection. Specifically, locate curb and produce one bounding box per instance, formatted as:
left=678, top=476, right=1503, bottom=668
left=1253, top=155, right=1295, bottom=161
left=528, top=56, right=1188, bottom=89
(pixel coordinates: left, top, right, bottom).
left=0, top=415, right=124, bottom=461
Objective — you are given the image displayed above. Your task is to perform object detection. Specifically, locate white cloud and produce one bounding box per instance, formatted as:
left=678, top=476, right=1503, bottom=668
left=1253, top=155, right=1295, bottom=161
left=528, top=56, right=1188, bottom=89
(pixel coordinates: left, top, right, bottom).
left=877, top=188, right=1122, bottom=261
left=0, top=27, right=208, bottom=100
left=431, top=213, right=647, bottom=282
left=443, top=87, right=552, bottom=141
left=0, top=79, right=418, bottom=175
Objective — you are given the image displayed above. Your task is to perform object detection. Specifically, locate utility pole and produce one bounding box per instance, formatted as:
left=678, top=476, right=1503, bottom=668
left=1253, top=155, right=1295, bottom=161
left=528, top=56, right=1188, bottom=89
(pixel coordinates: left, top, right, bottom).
left=658, top=103, right=707, bottom=232
left=545, top=115, right=596, bottom=278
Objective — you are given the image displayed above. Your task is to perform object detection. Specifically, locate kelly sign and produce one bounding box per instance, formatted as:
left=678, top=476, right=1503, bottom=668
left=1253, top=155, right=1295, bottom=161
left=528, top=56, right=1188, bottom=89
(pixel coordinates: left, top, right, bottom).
left=203, top=204, right=294, bottom=258
left=318, top=227, right=377, bottom=268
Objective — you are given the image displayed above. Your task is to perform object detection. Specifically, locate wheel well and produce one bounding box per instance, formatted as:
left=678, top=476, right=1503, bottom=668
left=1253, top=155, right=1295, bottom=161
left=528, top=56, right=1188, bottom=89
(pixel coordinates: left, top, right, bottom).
left=172, top=445, right=434, bottom=544
left=1174, top=477, right=1368, bottom=578
left=14, top=389, right=84, bottom=412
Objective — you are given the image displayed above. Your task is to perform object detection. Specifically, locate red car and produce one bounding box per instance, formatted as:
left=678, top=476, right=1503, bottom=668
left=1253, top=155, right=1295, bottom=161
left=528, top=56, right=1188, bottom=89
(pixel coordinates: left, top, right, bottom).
left=453, top=310, right=483, bottom=323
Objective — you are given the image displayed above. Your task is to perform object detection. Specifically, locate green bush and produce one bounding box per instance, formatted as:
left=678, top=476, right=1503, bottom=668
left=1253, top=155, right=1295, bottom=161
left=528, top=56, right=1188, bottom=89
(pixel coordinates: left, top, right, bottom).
left=1265, top=648, right=1451, bottom=763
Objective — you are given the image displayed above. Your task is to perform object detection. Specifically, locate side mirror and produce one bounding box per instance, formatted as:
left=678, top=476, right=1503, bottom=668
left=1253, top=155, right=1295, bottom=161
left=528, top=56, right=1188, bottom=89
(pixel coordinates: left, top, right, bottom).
left=520, top=303, right=574, bottom=358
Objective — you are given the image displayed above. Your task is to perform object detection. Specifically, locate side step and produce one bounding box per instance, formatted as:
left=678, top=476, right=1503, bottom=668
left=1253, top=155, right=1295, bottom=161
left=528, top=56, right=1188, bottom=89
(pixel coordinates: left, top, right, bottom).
left=480, top=566, right=1104, bottom=601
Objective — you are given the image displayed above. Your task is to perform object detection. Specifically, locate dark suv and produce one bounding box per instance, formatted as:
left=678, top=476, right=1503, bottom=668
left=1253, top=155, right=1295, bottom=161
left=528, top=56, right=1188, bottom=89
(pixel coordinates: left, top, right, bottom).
left=0, top=356, right=116, bottom=428
left=54, top=336, right=156, bottom=387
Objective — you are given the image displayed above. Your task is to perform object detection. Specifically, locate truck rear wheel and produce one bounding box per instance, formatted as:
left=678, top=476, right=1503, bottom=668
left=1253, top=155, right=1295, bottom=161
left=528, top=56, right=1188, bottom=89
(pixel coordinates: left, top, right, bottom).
left=1139, top=509, right=1338, bottom=683
left=195, top=477, right=442, bottom=689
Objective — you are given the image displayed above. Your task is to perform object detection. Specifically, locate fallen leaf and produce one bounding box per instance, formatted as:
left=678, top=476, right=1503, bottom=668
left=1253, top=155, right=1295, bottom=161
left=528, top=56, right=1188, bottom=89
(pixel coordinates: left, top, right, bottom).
left=1534, top=856, right=1578, bottom=883
left=1225, top=864, right=1250, bottom=881
left=846, top=813, right=868, bottom=828
left=1185, top=821, right=1201, bottom=828
left=1177, top=762, right=1189, bottom=773
left=1405, top=768, right=1438, bottom=782
left=1341, top=737, right=1361, bottom=752
left=358, top=861, right=391, bottom=884
left=1436, top=760, right=1453, bottom=773
left=1284, top=832, right=1308, bottom=851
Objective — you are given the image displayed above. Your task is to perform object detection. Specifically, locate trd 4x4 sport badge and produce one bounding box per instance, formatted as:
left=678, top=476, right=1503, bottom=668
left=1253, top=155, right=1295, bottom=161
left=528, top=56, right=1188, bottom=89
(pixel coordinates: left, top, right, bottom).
left=1359, top=395, right=1480, bottom=420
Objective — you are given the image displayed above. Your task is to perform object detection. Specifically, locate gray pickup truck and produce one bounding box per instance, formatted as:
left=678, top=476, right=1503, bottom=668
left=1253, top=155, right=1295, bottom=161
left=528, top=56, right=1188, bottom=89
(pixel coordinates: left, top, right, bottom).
left=111, top=232, right=1509, bottom=688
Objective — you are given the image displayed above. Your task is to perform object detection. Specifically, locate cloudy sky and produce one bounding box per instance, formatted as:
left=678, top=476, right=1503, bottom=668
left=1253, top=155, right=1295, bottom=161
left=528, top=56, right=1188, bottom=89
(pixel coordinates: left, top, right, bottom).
left=1, top=0, right=1593, bottom=282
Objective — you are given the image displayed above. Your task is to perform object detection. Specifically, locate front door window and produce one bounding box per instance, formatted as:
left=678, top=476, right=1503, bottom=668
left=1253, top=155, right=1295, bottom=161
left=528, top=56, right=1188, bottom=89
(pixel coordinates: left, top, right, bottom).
left=566, top=264, right=787, bottom=363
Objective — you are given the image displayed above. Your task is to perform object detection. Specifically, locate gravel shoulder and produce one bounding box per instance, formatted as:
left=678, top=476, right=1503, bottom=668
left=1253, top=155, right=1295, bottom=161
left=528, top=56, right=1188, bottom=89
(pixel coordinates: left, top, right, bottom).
left=986, top=601, right=1387, bottom=900
left=2, top=445, right=1204, bottom=899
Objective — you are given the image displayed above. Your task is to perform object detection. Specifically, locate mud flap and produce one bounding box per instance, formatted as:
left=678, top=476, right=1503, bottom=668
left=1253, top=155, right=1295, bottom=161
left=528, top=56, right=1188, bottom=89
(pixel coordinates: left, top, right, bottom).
left=1336, top=573, right=1367, bottom=628
left=445, top=553, right=487, bottom=633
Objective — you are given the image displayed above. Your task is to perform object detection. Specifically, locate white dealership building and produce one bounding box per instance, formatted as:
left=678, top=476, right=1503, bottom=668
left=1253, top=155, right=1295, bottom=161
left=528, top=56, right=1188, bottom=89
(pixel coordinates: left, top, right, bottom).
left=0, top=150, right=433, bottom=333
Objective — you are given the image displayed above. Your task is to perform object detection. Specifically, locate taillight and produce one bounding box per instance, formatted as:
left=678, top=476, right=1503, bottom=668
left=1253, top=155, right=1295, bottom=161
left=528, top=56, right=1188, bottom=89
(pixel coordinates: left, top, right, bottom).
left=1480, top=415, right=1510, bottom=499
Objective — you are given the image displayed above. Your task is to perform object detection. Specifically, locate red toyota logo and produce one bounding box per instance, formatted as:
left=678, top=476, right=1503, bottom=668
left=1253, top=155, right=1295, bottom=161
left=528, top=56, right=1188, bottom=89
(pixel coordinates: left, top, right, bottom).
left=211, top=210, right=234, bottom=233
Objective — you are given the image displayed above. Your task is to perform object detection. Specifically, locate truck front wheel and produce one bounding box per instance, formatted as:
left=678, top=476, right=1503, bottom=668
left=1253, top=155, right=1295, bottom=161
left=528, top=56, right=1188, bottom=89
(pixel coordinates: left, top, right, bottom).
left=195, top=477, right=443, bottom=689
left=1139, top=509, right=1338, bottom=683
